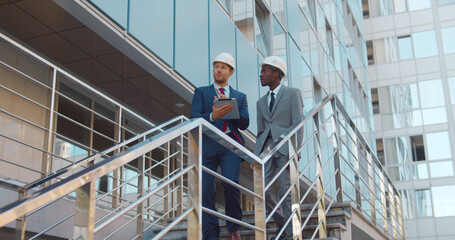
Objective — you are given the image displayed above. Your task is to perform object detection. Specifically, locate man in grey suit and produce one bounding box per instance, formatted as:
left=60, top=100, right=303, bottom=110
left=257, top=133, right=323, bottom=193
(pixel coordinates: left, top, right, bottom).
left=254, top=56, right=304, bottom=240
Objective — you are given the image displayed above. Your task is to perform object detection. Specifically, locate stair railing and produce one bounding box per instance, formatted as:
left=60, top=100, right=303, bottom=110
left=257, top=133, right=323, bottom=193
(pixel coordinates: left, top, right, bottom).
left=0, top=95, right=404, bottom=240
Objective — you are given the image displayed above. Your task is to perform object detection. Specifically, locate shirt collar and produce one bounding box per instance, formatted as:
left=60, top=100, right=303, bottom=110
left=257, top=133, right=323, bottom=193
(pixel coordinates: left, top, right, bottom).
left=214, top=83, right=229, bottom=96
left=269, top=83, right=282, bottom=96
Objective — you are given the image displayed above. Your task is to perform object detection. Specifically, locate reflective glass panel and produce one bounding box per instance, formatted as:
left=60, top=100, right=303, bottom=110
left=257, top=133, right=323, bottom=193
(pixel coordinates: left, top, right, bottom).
left=441, top=26, right=455, bottom=54
left=430, top=161, right=454, bottom=178
left=410, top=135, right=425, bottom=161
left=432, top=185, right=455, bottom=217
left=371, top=0, right=394, bottom=17
left=233, top=0, right=254, bottom=44
left=217, top=0, right=231, bottom=14
left=394, top=0, right=406, bottom=13
left=374, top=37, right=397, bottom=64
left=398, top=36, right=413, bottom=60
left=450, top=77, right=455, bottom=104
left=388, top=166, right=410, bottom=181
left=255, top=3, right=271, bottom=56
left=270, top=0, right=286, bottom=27
left=400, top=189, right=415, bottom=219
left=419, top=79, right=445, bottom=108
left=426, top=132, right=452, bottom=160
left=439, top=0, right=455, bottom=5
left=408, top=0, right=432, bottom=11
left=413, top=163, right=429, bottom=179
left=415, top=189, right=433, bottom=217
left=422, top=107, right=447, bottom=125
left=413, top=31, right=438, bottom=58
left=385, top=137, right=409, bottom=164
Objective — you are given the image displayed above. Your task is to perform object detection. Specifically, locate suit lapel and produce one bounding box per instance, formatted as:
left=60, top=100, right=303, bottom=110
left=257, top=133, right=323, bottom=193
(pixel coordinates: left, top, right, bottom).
left=270, top=85, right=286, bottom=116
left=209, top=84, right=217, bottom=98
left=260, top=94, right=270, bottom=119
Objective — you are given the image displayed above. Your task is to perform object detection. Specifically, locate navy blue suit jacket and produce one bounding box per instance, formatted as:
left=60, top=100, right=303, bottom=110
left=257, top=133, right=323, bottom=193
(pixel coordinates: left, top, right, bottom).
left=191, top=84, right=249, bottom=157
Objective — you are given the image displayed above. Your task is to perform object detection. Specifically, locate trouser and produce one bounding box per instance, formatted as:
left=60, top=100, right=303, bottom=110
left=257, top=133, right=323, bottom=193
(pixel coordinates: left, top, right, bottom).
left=202, top=147, right=242, bottom=240
left=263, top=137, right=293, bottom=239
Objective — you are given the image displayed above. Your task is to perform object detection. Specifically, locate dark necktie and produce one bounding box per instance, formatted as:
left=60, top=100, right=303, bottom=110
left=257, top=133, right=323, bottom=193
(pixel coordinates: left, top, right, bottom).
left=219, top=88, right=228, bottom=132
left=269, top=92, right=275, bottom=112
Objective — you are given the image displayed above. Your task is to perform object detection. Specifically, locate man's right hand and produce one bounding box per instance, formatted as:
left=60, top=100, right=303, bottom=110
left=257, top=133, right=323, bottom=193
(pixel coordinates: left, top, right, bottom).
left=212, top=100, right=233, bottom=121
left=212, top=88, right=233, bottom=121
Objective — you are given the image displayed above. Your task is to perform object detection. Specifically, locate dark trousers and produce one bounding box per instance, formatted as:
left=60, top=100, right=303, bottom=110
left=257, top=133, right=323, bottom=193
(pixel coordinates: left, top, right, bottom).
left=202, top=147, right=242, bottom=240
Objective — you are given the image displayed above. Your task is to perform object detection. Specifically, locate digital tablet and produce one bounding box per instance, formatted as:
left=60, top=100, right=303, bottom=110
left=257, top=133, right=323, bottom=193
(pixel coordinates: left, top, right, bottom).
left=215, top=98, right=240, bottom=119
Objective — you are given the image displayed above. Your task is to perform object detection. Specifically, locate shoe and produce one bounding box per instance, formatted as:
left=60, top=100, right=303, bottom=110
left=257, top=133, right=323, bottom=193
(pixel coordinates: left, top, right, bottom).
left=229, top=230, right=241, bottom=240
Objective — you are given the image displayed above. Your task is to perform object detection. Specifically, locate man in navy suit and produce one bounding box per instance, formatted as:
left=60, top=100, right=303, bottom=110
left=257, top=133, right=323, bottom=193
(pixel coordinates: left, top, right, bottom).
left=191, top=53, right=249, bottom=240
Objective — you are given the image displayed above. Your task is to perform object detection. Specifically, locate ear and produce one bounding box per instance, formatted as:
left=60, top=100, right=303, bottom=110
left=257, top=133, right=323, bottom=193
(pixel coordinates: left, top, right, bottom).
left=228, top=69, right=234, bottom=77
left=273, top=70, right=279, bottom=78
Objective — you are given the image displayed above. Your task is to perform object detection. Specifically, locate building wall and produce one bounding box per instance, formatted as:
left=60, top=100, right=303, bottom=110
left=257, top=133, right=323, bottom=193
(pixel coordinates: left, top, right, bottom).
left=364, top=0, right=455, bottom=239
left=84, top=0, right=375, bottom=146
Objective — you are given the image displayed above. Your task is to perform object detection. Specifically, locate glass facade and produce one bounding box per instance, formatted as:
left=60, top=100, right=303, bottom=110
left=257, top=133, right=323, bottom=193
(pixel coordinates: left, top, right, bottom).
left=365, top=0, right=455, bottom=239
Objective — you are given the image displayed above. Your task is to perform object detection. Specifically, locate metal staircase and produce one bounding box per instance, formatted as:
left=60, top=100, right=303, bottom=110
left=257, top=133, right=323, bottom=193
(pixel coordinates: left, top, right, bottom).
left=0, top=95, right=404, bottom=240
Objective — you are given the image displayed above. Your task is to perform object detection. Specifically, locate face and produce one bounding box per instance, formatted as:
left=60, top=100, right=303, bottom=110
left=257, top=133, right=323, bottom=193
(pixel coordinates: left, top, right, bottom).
left=213, top=62, right=233, bottom=85
left=260, top=65, right=280, bottom=89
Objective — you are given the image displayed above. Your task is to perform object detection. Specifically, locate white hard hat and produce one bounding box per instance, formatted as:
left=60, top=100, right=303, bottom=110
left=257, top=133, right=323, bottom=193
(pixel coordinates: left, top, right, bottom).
left=213, top=53, right=235, bottom=71
left=260, top=56, right=287, bottom=77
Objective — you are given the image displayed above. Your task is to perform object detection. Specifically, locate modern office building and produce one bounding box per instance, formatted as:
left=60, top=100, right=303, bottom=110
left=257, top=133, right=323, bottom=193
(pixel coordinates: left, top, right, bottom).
left=0, top=0, right=403, bottom=239
left=363, top=0, right=455, bottom=239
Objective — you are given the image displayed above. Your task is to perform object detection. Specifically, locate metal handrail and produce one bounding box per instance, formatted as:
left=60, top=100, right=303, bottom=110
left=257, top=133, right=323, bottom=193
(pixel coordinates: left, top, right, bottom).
left=24, top=115, right=187, bottom=190
left=0, top=94, right=404, bottom=240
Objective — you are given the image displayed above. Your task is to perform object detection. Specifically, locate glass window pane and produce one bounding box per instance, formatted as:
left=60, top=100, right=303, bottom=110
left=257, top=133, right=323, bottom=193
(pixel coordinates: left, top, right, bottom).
left=432, top=185, right=455, bottom=217
left=255, top=3, right=271, bottom=56
left=439, top=0, right=455, bottom=5
left=449, top=77, right=455, bottom=104
left=413, top=31, right=438, bottom=58
left=408, top=0, right=431, bottom=11
left=371, top=0, right=394, bottom=17
left=410, top=135, right=425, bottom=161
left=400, top=189, right=415, bottom=219
left=419, top=79, right=445, bottom=108
left=430, top=161, right=454, bottom=178
left=217, top=0, right=231, bottom=14
left=426, top=132, right=452, bottom=160
left=394, top=0, right=407, bottom=13
left=270, top=0, right=286, bottom=28
left=415, top=189, right=433, bottom=217
left=422, top=107, right=447, bottom=125
left=374, top=37, right=397, bottom=64
left=385, top=137, right=409, bottom=164
left=388, top=166, right=410, bottom=181
left=441, top=26, right=455, bottom=54
left=413, top=163, right=429, bottom=179
left=233, top=0, right=254, bottom=44
left=398, top=36, right=414, bottom=59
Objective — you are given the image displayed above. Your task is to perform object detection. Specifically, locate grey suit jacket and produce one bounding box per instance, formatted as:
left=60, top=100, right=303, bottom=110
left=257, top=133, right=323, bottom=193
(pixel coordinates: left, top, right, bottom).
left=254, top=85, right=304, bottom=156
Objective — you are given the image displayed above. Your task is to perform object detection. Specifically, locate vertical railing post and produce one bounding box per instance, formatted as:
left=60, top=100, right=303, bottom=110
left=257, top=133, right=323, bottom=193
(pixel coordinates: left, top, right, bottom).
left=395, top=193, right=404, bottom=239
left=187, top=126, right=202, bottom=239
left=163, top=142, right=170, bottom=220
left=388, top=184, right=397, bottom=240
left=289, top=133, right=302, bottom=240
left=41, top=67, right=58, bottom=186
left=313, top=112, right=327, bottom=238
left=353, top=138, right=362, bottom=210
left=112, top=107, right=122, bottom=209
left=367, top=152, right=377, bottom=224
left=379, top=171, right=388, bottom=235
left=14, top=188, right=27, bottom=240
left=73, top=180, right=96, bottom=240
left=176, top=134, right=184, bottom=215
left=136, top=138, right=145, bottom=239
left=253, top=160, right=266, bottom=240
left=331, top=98, right=343, bottom=203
